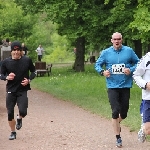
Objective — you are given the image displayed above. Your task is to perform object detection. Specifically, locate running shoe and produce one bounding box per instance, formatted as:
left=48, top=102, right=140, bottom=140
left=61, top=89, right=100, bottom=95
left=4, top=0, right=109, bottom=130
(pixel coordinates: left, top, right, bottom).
left=9, top=132, right=16, bottom=140
left=138, top=128, right=146, bottom=143
left=16, top=117, right=22, bottom=130
left=116, top=138, right=122, bottom=148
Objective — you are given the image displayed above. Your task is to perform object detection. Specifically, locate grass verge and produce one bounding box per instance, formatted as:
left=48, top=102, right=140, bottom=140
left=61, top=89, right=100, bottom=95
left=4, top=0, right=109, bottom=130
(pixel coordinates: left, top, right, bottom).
left=31, top=63, right=142, bottom=133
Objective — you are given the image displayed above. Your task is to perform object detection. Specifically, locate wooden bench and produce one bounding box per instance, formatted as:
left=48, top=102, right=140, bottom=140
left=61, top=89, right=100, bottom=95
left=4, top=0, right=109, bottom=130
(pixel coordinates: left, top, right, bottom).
left=35, top=62, right=52, bottom=77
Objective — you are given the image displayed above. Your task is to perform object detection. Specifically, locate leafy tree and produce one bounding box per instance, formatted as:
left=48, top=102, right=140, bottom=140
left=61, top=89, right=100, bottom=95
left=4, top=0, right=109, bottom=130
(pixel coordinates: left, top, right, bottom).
left=14, top=0, right=104, bottom=71
left=0, top=0, right=37, bottom=41
left=14, top=0, right=150, bottom=63
left=129, top=0, right=150, bottom=41
left=25, top=20, right=63, bottom=62
left=103, top=0, right=143, bottom=58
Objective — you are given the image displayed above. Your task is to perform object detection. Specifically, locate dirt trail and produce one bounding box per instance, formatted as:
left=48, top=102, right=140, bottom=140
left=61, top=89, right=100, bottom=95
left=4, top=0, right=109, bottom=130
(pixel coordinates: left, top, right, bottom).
left=0, top=80, right=150, bottom=150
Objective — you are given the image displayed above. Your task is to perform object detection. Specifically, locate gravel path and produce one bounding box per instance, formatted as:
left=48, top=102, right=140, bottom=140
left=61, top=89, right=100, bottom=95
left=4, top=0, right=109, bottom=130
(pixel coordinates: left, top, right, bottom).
left=0, top=80, right=150, bottom=150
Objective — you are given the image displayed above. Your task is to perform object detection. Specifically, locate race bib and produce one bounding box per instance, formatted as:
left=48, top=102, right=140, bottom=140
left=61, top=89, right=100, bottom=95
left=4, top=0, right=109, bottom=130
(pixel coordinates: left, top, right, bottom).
left=112, top=64, right=125, bottom=74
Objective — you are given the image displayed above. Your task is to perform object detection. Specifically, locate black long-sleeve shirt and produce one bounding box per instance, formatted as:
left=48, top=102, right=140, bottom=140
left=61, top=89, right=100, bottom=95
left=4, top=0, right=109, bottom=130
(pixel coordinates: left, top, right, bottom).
left=1, top=56, right=36, bottom=92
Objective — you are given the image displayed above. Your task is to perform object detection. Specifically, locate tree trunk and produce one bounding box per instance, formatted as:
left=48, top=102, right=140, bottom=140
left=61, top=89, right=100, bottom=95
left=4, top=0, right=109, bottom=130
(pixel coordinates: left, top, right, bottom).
left=133, top=40, right=142, bottom=59
left=73, top=37, right=85, bottom=72
left=147, top=44, right=150, bottom=53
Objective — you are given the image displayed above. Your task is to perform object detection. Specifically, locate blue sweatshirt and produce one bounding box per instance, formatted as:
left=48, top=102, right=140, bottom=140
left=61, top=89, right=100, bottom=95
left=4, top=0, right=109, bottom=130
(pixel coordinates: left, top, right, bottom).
left=95, top=45, right=139, bottom=88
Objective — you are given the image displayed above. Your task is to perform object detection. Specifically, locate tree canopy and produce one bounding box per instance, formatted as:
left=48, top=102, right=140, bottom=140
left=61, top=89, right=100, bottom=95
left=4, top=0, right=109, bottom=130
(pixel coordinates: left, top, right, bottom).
left=13, top=0, right=150, bottom=70
left=0, top=0, right=37, bottom=41
left=14, top=0, right=150, bottom=47
left=0, top=0, right=149, bottom=70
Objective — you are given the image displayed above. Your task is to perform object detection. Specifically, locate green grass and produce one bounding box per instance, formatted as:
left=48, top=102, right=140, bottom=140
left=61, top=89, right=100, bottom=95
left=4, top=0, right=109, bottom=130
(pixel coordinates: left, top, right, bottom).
left=31, top=63, right=143, bottom=132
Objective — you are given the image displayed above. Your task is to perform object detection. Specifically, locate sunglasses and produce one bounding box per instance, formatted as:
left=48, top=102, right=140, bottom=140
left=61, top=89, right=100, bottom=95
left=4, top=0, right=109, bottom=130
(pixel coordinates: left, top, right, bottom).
left=12, top=49, right=21, bottom=51
left=112, top=38, right=121, bottom=40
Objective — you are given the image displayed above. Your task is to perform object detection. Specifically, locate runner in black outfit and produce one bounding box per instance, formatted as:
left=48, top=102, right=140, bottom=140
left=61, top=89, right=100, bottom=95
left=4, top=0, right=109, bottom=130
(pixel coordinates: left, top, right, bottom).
left=0, top=41, right=36, bottom=140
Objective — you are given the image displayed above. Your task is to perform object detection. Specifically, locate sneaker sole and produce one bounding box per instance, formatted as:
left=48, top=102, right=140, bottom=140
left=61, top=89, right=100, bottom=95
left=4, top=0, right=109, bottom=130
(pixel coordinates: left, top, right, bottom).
left=116, top=145, right=122, bottom=148
left=9, top=137, right=16, bottom=140
left=16, top=126, right=22, bottom=130
left=138, top=138, right=146, bottom=143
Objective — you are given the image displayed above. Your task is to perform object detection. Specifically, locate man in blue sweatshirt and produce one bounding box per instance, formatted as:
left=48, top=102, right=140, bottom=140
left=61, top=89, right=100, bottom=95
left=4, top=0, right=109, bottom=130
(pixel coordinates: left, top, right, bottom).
left=95, top=32, right=139, bottom=148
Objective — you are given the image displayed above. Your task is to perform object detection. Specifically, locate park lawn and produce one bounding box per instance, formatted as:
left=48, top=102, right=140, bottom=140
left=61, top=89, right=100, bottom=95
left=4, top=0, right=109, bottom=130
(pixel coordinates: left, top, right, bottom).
left=31, top=63, right=142, bottom=132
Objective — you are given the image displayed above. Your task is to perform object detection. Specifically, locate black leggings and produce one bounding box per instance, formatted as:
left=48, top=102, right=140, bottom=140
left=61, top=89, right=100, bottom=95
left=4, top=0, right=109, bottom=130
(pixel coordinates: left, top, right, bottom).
left=107, top=88, right=130, bottom=119
left=6, top=91, right=28, bottom=121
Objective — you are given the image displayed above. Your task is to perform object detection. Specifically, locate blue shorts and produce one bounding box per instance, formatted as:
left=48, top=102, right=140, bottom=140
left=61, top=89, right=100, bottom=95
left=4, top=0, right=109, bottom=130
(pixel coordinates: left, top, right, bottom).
left=142, top=100, right=150, bottom=123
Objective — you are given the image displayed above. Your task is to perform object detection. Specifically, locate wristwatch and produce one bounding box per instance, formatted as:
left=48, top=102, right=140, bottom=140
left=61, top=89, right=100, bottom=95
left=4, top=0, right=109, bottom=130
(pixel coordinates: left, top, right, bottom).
left=100, top=70, right=104, bottom=76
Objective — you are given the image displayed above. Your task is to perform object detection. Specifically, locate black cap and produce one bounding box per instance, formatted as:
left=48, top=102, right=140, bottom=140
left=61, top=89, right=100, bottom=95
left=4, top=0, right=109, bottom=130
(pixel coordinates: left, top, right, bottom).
left=11, top=41, right=22, bottom=51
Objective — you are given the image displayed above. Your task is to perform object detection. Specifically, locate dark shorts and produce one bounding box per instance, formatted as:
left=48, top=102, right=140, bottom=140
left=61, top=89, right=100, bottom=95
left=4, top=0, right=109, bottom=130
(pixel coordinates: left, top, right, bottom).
left=107, top=88, right=130, bottom=119
left=6, top=91, right=28, bottom=118
left=142, top=100, right=150, bottom=123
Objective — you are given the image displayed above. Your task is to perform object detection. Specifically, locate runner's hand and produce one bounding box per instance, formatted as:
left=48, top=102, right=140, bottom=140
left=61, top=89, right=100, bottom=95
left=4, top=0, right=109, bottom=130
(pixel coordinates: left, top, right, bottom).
left=21, top=78, right=29, bottom=86
left=103, top=70, right=110, bottom=77
left=146, top=82, right=150, bottom=90
left=124, top=68, right=130, bottom=75
left=6, top=72, right=15, bottom=80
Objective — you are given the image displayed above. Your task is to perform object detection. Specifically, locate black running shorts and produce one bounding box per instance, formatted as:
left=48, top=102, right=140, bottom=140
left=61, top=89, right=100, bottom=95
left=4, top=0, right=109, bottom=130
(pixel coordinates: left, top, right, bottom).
left=107, top=88, right=130, bottom=119
left=6, top=91, right=28, bottom=119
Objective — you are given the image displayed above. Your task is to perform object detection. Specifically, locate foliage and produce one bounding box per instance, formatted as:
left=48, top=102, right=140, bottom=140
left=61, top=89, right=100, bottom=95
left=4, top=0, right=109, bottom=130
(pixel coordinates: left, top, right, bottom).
left=1, top=0, right=149, bottom=50
left=25, top=20, right=73, bottom=63
left=14, top=0, right=113, bottom=51
left=0, top=0, right=86, bottom=64
left=43, top=33, right=74, bottom=63
left=24, top=20, right=55, bottom=62
left=0, top=0, right=37, bottom=41
left=129, top=6, right=150, bottom=42
left=14, top=0, right=150, bottom=51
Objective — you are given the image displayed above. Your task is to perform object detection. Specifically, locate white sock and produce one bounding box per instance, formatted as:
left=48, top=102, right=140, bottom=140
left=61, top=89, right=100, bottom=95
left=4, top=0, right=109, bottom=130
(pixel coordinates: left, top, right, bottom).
left=17, top=115, right=21, bottom=119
